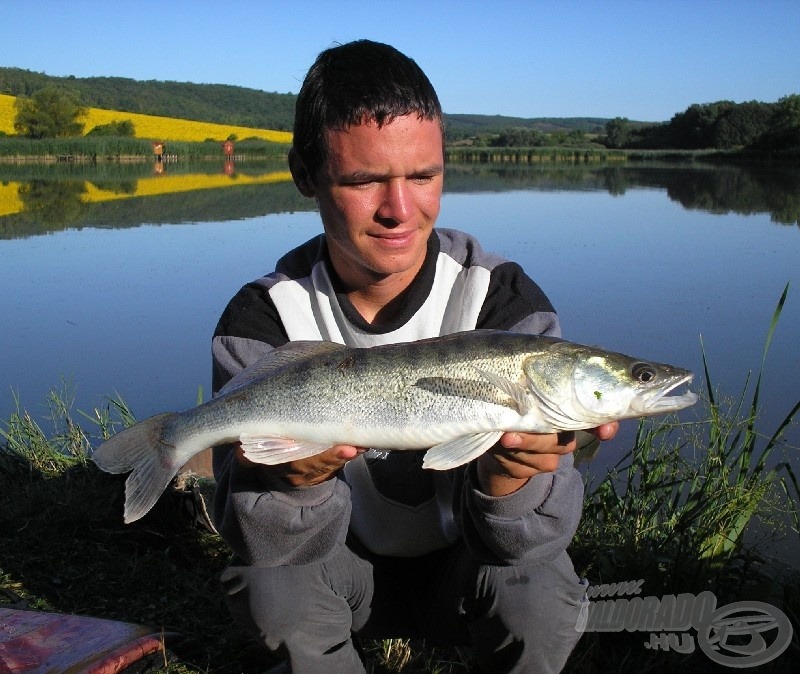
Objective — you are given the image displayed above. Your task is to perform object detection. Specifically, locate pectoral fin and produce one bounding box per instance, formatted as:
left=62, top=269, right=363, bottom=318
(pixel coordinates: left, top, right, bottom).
left=240, top=434, right=331, bottom=465
left=422, top=431, right=503, bottom=470
left=474, top=368, right=532, bottom=415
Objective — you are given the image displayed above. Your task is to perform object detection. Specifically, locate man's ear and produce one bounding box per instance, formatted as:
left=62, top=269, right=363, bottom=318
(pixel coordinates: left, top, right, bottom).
left=288, top=148, right=316, bottom=198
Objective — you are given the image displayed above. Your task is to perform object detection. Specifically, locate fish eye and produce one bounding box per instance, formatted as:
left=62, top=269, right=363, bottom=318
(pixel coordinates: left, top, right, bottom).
left=631, top=362, right=657, bottom=383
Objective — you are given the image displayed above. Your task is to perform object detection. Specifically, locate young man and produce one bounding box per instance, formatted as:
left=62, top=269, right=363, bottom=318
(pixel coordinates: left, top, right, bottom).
left=212, top=40, right=617, bottom=674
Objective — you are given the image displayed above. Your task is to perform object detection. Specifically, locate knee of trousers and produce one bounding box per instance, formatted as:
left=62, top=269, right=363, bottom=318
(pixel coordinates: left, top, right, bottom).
left=220, top=562, right=357, bottom=654
left=470, top=551, right=588, bottom=650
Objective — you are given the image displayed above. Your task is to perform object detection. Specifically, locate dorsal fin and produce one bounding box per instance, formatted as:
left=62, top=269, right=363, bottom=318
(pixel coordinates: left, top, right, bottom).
left=220, top=341, right=347, bottom=393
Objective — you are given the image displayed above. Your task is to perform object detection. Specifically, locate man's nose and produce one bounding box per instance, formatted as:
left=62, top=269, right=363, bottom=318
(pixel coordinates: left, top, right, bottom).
left=377, top=179, right=412, bottom=223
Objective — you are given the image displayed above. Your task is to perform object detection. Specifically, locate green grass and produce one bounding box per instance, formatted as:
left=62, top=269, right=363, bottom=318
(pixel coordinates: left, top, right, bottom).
left=1, top=290, right=798, bottom=672
left=0, top=136, right=290, bottom=160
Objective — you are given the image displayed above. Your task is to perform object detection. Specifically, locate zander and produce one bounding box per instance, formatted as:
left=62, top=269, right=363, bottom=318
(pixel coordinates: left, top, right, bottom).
left=92, top=330, right=698, bottom=522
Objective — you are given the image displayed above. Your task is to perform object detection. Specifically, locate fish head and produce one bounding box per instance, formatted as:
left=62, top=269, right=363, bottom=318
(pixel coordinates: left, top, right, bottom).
left=522, top=341, right=698, bottom=428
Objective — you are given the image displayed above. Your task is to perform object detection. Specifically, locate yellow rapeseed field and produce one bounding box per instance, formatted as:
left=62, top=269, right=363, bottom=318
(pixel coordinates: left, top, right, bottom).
left=0, top=93, right=292, bottom=143
left=0, top=95, right=16, bottom=135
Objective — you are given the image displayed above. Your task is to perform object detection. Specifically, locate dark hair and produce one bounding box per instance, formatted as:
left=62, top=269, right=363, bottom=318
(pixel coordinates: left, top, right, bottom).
left=292, top=39, right=444, bottom=177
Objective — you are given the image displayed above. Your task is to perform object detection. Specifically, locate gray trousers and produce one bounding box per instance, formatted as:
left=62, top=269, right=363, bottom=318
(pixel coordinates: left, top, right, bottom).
left=220, top=540, right=587, bottom=674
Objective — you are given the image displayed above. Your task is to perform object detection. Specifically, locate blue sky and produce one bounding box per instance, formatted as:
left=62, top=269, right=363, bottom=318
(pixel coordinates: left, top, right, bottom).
left=3, top=0, right=798, bottom=122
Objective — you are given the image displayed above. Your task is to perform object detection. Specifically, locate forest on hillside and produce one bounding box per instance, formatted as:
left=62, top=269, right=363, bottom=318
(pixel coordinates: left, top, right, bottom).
left=0, top=66, right=614, bottom=139
left=0, top=67, right=297, bottom=131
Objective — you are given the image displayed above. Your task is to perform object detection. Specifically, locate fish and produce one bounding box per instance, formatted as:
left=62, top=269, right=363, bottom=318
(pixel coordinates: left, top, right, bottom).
left=91, top=330, right=698, bottom=523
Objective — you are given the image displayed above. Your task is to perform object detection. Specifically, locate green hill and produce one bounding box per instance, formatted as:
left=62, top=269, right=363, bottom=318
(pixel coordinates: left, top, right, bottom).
left=444, top=113, right=610, bottom=138
left=0, top=66, right=616, bottom=139
left=0, top=67, right=296, bottom=131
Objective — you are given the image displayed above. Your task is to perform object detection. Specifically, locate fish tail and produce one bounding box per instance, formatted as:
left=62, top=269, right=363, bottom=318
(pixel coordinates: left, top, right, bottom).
left=91, top=412, right=183, bottom=523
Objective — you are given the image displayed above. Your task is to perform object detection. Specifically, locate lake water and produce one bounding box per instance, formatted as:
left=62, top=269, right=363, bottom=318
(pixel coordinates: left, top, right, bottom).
left=1, top=161, right=799, bottom=483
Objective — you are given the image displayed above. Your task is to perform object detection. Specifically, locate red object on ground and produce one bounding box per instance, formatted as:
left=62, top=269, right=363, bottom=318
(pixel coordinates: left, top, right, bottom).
left=0, top=607, right=175, bottom=673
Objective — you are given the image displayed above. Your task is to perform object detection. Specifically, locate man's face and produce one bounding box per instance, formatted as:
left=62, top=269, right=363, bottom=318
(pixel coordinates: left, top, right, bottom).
left=311, top=115, right=444, bottom=290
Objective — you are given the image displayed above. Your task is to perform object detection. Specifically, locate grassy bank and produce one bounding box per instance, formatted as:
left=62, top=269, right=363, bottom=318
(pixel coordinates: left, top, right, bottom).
left=0, top=136, right=291, bottom=163
left=443, top=146, right=741, bottom=164
left=2, top=294, right=798, bottom=672
left=0, top=138, right=786, bottom=167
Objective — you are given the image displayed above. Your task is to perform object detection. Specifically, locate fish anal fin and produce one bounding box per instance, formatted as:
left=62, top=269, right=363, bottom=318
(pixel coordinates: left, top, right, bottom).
left=422, top=431, right=503, bottom=470
left=240, top=433, right=331, bottom=465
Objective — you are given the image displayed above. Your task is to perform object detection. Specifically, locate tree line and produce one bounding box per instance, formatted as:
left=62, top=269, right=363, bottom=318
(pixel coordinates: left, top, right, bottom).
left=604, top=96, right=800, bottom=156
left=474, top=97, right=799, bottom=156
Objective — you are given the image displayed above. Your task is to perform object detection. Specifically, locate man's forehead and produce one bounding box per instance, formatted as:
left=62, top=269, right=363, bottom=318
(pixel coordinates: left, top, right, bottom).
left=324, top=114, right=441, bottom=140
left=324, top=116, right=443, bottom=157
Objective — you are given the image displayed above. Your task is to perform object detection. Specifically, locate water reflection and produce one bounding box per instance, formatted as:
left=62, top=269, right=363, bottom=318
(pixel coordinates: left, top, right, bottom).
left=17, top=180, right=88, bottom=227
left=0, top=161, right=312, bottom=238
left=1, top=161, right=799, bottom=239
left=445, top=162, right=800, bottom=226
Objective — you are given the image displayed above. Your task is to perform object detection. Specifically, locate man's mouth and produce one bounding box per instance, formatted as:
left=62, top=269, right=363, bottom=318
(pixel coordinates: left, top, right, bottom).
left=370, top=229, right=416, bottom=245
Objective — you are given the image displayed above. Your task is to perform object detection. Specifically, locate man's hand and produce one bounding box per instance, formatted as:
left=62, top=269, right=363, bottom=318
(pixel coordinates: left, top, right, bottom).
left=235, top=443, right=365, bottom=488
left=477, top=422, right=619, bottom=497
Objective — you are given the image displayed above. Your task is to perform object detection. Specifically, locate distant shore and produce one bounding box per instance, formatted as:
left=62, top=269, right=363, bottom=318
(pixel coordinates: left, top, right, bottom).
left=0, top=145, right=793, bottom=165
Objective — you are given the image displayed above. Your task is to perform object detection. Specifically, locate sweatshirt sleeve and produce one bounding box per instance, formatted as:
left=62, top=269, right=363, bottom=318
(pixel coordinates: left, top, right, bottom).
left=210, top=284, right=352, bottom=566
left=213, top=445, right=353, bottom=565
left=454, top=453, right=584, bottom=565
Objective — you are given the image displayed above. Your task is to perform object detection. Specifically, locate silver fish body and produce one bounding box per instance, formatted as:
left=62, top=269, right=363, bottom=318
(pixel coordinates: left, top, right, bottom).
left=92, top=330, right=698, bottom=522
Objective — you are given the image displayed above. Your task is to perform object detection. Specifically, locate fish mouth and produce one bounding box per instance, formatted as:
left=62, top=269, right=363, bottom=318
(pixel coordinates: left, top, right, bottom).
left=631, top=372, right=698, bottom=414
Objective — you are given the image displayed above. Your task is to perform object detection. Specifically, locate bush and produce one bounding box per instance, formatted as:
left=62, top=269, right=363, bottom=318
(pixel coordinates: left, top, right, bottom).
left=87, top=119, right=135, bottom=137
